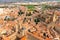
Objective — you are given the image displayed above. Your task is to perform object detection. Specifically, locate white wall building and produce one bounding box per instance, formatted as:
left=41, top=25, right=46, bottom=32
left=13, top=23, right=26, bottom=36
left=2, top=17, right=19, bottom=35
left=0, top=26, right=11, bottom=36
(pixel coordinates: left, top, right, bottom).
left=0, top=8, right=4, bottom=14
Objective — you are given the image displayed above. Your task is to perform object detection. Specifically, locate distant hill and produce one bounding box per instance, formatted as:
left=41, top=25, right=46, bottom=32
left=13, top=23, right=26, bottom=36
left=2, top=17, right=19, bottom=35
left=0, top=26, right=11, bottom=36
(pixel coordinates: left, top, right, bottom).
left=0, top=0, right=59, bottom=3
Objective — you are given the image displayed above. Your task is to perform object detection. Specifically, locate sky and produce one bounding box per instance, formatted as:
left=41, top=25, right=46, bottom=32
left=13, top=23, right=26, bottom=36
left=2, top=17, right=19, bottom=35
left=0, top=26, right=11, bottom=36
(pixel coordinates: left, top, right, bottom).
left=0, top=0, right=59, bottom=3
